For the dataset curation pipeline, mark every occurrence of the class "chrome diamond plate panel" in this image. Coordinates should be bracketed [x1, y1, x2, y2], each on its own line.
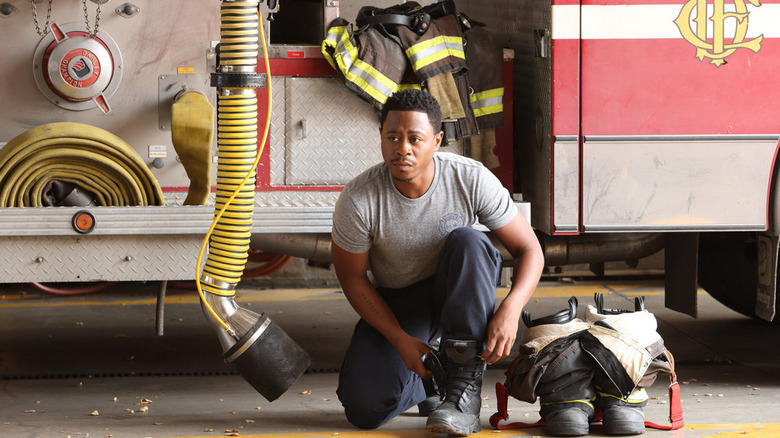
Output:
[269, 76, 380, 185]
[253, 190, 340, 207]
[164, 190, 341, 208]
[0, 205, 335, 236]
[270, 76, 287, 185]
[0, 235, 201, 283]
[285, 77, 381, 185]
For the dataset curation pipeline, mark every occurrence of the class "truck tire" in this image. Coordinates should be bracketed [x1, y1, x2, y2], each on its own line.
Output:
[697, 232, 759, 318]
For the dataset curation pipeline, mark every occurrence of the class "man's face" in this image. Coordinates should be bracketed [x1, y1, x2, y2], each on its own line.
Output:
[380, 110, 443, 185]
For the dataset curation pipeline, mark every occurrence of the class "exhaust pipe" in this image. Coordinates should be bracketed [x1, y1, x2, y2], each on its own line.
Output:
[198, 0, 310, 402]
[249, 233, 333, 265]
[537, 233, 665, 267]
[489, 232, 664, 267]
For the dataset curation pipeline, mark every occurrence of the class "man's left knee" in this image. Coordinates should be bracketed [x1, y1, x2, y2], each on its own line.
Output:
[445, 227, 490, 249]
[445, 227, 498, 260]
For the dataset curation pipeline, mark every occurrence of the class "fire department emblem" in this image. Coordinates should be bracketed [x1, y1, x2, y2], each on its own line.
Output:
[674, 0, 764, 66]
[59, 48, 102, 88]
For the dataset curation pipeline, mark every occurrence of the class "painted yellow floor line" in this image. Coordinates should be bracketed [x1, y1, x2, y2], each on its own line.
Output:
[499, 283, 650, 299]
[0, 288, 346, 308]
[0, 281, 708, 309]
[159, 423, 780, 438]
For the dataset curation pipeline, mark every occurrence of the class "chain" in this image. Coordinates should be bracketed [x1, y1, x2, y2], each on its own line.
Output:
[82, 0, 102, 37]
[31, 0, 53, 37]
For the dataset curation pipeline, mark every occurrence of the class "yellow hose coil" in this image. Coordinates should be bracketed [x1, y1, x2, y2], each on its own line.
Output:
[0, 122, 164, 207]
[200, 90, 258, 289]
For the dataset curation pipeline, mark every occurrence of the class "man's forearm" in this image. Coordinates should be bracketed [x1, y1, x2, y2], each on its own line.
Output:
[341, 278, 407, 346]
[499, 247, 545, 318]
[340, 277, 434, 377]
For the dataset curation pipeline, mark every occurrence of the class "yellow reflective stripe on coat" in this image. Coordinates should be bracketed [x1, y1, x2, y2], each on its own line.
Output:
[541, 397, 596, 409]
[405, 35, 465, 72]
[597, 388, 649, 404]
[398, 83, 422, 91]
[470, 87, 504, 117]
[322, 26, 398, 104]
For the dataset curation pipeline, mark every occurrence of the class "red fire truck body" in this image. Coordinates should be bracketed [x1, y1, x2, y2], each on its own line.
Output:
[459, 0, 780, 320]
[545, 0, 779, 235]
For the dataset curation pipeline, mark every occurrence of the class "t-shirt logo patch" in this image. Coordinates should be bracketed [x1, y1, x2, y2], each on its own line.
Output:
[439, 213, 465, 236]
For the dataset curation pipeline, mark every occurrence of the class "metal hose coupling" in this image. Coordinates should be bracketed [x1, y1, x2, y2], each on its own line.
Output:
[201, 276, 311, 402]
[199, 0, 311, 402]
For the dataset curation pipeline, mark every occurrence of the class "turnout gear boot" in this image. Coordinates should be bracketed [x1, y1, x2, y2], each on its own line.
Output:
[425, 339, 484, 436]
[597, 389, 648, 435]
[544, 407, 591, 436]
[602, 405, 646, 435]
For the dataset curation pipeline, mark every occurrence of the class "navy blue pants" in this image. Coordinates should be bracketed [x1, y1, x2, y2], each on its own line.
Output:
[337, 227, 503, 429]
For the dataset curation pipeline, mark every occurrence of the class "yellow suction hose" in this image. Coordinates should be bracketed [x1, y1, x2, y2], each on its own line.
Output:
[0, 123, 164, 207]
[195, 2, 309, 402]
[197, 0, 272, 333]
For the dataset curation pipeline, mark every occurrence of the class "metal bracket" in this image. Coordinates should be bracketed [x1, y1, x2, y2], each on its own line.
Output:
[664, 233, 699, 318]
[156, 280, 167, 336]
[756, 232, 778, 321]
[534, 29, 551, 58]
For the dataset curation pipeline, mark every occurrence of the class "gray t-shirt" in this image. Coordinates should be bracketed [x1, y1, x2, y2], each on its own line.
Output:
[332, 152, 517, 289]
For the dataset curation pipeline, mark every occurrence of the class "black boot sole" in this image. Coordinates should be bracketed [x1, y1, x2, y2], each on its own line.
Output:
[426, 418, 481, 436]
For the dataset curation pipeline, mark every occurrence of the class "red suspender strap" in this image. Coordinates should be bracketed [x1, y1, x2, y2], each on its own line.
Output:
[489, 381, 509, 428]
[489, 381, 546, 430]
[644, 380, 683, 430]
[645, 350, 684, 430]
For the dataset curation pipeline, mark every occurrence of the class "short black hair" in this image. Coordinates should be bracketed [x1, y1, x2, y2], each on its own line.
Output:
[380, 89, 442, 133]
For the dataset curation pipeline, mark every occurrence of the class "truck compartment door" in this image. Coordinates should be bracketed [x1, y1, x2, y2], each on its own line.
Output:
[579, 0, 780, 232]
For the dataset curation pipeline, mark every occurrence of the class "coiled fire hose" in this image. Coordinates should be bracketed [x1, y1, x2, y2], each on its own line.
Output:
[196, 0, 310, 402]
[0, 122, 164, 207]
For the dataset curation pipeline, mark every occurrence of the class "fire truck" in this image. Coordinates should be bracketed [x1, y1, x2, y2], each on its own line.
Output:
[0, 0, 777, 336]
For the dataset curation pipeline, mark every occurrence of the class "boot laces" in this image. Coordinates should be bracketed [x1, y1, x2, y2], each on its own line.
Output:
[443, 359, 483, 403]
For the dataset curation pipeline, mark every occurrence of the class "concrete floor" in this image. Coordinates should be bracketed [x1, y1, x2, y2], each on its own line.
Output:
[1, 278, 779, 438]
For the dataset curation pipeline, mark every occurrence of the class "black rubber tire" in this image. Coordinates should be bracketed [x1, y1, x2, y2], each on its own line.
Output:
[697, 232, 759, 318]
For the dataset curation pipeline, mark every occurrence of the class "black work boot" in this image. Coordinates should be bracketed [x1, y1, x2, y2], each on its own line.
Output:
[417, 377, 441, 416]
[425, 339, 484, 436]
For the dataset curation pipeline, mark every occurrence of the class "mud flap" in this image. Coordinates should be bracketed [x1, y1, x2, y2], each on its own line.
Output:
[756, 233, 778, 322]
[664, 233, 699, 318]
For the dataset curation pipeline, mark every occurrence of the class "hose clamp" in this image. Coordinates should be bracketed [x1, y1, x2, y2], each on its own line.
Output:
[200, 274, 236, 291]
[211, 72, 267, 89]
[218, 88, 257, 96]
[224, 316, 272, 363]
[219, 65, 257, 73]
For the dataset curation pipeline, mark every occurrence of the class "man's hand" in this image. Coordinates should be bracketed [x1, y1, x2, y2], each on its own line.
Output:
[394, 334, 433, 379]
[480, 307, 519, 365]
